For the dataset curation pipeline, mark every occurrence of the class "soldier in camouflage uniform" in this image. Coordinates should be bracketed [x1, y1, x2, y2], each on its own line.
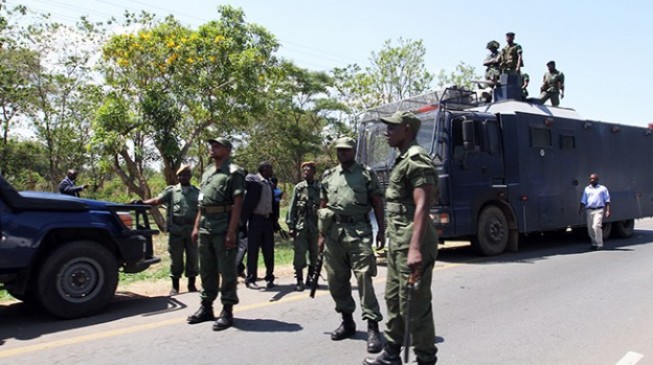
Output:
[483, 40, 501, 85]
[500, 32, 523, 74]
[364, 111, 439, 365]
[318, 136, 385, 354]
[521, 72, 530, 101]
[539, 60, 565, 107]
[187, 137, 246, 332]
[286, 161, 321, 291]
[141, 164, 200, 296]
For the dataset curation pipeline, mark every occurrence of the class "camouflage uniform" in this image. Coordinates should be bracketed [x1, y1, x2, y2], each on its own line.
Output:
[521, 73, 530, 100]
[286, 179, 321, 282]
[484, 41, 501, 83]
[384, 139, 439, 364]
[320, 162, 383, 323]
[500, 43, 523, 74]
[540, 69, 565, 107]
[157, 183, 200, 280]
[197, 160, 246, 306]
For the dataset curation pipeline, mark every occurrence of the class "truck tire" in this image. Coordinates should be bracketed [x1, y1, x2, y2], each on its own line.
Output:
[36, 240, 119, 319]
[473, 206, 509, 256]
[613, 219, 634, 238]
[601, 222, 612, 239]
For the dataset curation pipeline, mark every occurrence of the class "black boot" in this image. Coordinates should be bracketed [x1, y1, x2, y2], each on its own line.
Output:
[362, 342, 402, 365]
[295, 270, 305, 292]
[213, 304, 234, 331]
[367, 320, 383, 353]
[169, 277, 180, 296]
[331, 312, 356, 341]
[187, 300, 215, 324]
[188, 277, 198, 292]
[416, 360, 437, 365]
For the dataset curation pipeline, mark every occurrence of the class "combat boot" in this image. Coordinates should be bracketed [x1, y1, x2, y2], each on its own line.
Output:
[362, 342, 402, 365]
[331, 312, 356, 341]
[295, 270, 305, 292]
[367, 320, 383, 353]
[187, 300, 215, 324]
[416, 359, 437, 365]
[213, 304, 234, 331]
[188, 277, 198, 292]
[169, 277, 180, 296]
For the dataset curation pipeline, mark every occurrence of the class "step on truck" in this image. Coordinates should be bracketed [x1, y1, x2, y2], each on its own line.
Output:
[0, 174, 160, 318]
[358, 74, 653, 255]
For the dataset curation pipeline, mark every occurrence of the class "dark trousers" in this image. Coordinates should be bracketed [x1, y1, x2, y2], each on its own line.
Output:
[246, 214, 275, 283]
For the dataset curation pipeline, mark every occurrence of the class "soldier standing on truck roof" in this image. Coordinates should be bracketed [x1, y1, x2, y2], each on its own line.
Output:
[539, 60, 565, 106]
[317, 136, 385, 354]
[364, 111, 439, 365]
[500, 31, 523, 75]
[521, 72, 530, 101]
[286, 161, 321, 292]
[187, 137, 246, 332]
[139, 164, 200, 296]
[483, 40, 501, 85]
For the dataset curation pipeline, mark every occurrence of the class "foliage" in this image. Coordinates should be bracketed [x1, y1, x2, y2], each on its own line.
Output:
[436, 61, 481, 90]
[332, 38, 433, 132]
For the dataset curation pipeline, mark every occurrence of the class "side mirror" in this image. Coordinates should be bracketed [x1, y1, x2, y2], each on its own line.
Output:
[462, 119, 476, 151]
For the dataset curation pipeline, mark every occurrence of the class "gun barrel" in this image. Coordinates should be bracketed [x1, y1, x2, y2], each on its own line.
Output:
[309, 252, 324, 298]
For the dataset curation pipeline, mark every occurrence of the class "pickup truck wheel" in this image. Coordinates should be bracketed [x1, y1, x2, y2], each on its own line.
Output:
[613, 219, 634, 238]
[473, 206, 509, 256]
[37, 241, 118, 319]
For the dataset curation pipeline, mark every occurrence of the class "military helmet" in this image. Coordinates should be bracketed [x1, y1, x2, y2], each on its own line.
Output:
[486, 40, 500, 49]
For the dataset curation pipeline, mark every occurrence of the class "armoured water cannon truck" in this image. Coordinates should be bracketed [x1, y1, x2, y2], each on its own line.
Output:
[357, 74, 653, 256]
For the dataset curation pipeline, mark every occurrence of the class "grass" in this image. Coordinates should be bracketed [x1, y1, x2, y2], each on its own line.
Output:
[0, 231, 296, 303]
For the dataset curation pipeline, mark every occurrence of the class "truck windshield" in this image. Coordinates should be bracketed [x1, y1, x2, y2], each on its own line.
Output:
[358, 115, 438, 169]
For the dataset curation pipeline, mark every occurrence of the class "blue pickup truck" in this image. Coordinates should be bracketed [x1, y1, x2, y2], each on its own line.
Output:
[0, 175, 159, 318]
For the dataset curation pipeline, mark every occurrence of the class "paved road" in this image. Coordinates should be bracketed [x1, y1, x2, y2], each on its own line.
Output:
[2, 219, 653, 365]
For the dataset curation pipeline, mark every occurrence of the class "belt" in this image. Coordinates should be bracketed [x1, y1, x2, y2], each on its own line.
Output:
[201, 205, 233, 214]
[252, 213, 271, 219]
[586, 206, 604, 210]
[334, 214, 368, 224]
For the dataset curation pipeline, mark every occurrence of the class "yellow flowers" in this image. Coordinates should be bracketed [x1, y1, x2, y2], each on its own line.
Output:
[167, 40, 176, 48]
[166, 54, 178, 64]
[117, 57, 129, 67]
[214, 35, 225, 43]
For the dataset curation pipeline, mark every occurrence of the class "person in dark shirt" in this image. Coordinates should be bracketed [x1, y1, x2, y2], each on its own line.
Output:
[59, 169, 88, 197]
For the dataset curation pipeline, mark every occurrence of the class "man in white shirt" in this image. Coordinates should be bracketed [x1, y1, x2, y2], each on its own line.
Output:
[579, 173, 611, 250]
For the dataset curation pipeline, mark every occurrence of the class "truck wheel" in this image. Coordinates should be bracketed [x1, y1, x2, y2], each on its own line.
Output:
[37, 241, 118, 319]
[473, 206, 509, 256]
[613, 219, 634, 238]
[601, 222, 612, 239]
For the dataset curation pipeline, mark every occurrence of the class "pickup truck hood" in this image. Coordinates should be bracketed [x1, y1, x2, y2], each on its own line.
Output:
[19, 191, 121, 210]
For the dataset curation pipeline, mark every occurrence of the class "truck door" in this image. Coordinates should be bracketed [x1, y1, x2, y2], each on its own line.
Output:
[449, 115, 505, 234]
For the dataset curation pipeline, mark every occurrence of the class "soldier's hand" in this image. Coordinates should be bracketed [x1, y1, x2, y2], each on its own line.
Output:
[375, 229, 385, 250]
[289, 229, 296, 238]
[407, 248, 423, 282]
[130, 199, 144, 205]
[560, 91, 565, 99]
[317, 234, 325, 253]
[191, 228, 199, 244]
[225, 230, 237, 249]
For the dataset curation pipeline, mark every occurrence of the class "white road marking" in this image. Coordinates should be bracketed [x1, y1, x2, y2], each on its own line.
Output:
[616, 351, 644, 365]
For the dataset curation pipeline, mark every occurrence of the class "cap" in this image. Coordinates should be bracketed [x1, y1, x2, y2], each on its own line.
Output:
[546, 60, 556, 66]
[506, 31, 515, 36]
[207, 137, 232, 149]
[380, 111, 422, 133]
[486, 40, 499, 49]
[176, 164, 192, 175]
[334, 137, 356, 149]
[301, 161, 317, 170]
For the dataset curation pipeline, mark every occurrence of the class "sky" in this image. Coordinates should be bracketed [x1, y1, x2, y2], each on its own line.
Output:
[8, 0, 653, 126]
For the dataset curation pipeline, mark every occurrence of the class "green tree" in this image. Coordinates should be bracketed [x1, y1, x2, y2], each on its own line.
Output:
[97, 6, 279, 229]
[436, 61, 481, 89]
[332, 38, 433, 132]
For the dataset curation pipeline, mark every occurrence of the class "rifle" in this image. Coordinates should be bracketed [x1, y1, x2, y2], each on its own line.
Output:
[309, 250, 324, 298]
[403, 272, 419, 364]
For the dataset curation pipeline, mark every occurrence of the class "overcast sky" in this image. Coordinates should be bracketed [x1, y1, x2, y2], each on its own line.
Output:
[10, 0, 653, 126]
